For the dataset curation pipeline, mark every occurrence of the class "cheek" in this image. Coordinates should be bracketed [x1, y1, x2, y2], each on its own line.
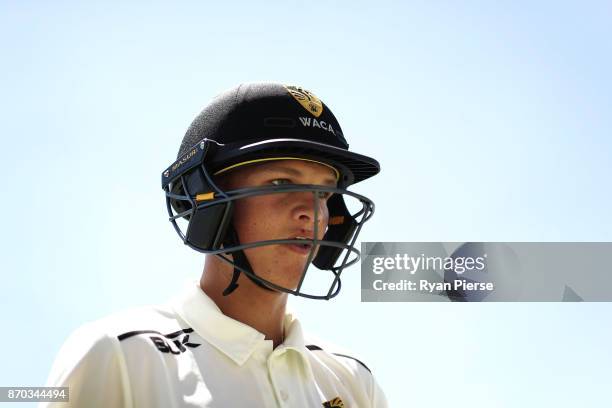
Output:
[232, 197, 277, 241]
[320, 202, 329, 221]
[231, 195, 331, 241]
[318, 203, 330, 234]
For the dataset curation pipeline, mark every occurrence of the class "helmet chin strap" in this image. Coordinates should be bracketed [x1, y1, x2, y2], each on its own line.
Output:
[220, 225, 275, 296]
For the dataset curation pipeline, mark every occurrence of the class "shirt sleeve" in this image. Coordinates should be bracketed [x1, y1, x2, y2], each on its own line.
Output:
[40, 323, 132, 408]
[369, 372, 389, 408]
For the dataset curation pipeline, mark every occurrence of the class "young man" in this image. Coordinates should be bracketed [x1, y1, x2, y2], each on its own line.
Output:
[44, 83, 387, 407]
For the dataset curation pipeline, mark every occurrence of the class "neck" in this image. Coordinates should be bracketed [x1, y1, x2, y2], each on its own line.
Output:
[200, 257, 288, 348]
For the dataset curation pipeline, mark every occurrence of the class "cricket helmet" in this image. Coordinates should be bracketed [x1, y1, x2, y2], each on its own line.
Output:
[161, 83, 379, 299]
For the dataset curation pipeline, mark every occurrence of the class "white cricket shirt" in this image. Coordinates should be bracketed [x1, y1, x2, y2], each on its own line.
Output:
[42, 282, 387, 407]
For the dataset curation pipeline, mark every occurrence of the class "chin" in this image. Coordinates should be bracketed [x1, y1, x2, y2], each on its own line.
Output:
[256, 263, 308, 289]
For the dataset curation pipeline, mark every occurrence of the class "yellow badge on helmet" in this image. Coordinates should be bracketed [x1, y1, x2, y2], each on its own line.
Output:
[285, 85, 323, 118]
[322, 397, 344, 408]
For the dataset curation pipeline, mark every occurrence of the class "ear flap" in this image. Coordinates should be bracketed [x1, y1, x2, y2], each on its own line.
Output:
[170, 181, 190, 218]
[174, 167, 233, 250]
[313, 194, 357, 270]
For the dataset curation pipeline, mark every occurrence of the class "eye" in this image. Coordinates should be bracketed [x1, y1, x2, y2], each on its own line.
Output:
[270, 178, 292, 186]
[316, 191, 333, 200]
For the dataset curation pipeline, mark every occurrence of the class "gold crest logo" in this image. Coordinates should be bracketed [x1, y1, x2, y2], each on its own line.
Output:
[322, 397, 344, 408]
[285, 85, 323, 117]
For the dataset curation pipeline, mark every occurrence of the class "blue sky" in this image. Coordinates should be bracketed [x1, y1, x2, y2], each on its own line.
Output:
[1, 1, 611, 406]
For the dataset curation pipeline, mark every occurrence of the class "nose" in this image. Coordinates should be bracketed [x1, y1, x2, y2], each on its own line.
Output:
[291, 191, 328, 230]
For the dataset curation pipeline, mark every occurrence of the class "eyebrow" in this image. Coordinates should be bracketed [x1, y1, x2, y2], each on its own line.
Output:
[262, 166, 337, 186]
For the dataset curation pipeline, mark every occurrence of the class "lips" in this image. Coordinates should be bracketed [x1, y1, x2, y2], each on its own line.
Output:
[286, 236, 315, 255]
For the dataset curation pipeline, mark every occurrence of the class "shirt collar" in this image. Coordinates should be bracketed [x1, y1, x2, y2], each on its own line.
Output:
[172, 281, 308, 366]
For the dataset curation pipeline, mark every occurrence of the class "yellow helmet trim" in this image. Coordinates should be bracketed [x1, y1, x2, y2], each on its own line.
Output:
[213, 157, 340, 181]
[195, 192, 216, 202]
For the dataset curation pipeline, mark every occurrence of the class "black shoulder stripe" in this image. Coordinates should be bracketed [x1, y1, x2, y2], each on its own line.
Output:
[332, 352, 371, 373]
[118, 328, 194, 341]
[306, 344, 371, 373]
